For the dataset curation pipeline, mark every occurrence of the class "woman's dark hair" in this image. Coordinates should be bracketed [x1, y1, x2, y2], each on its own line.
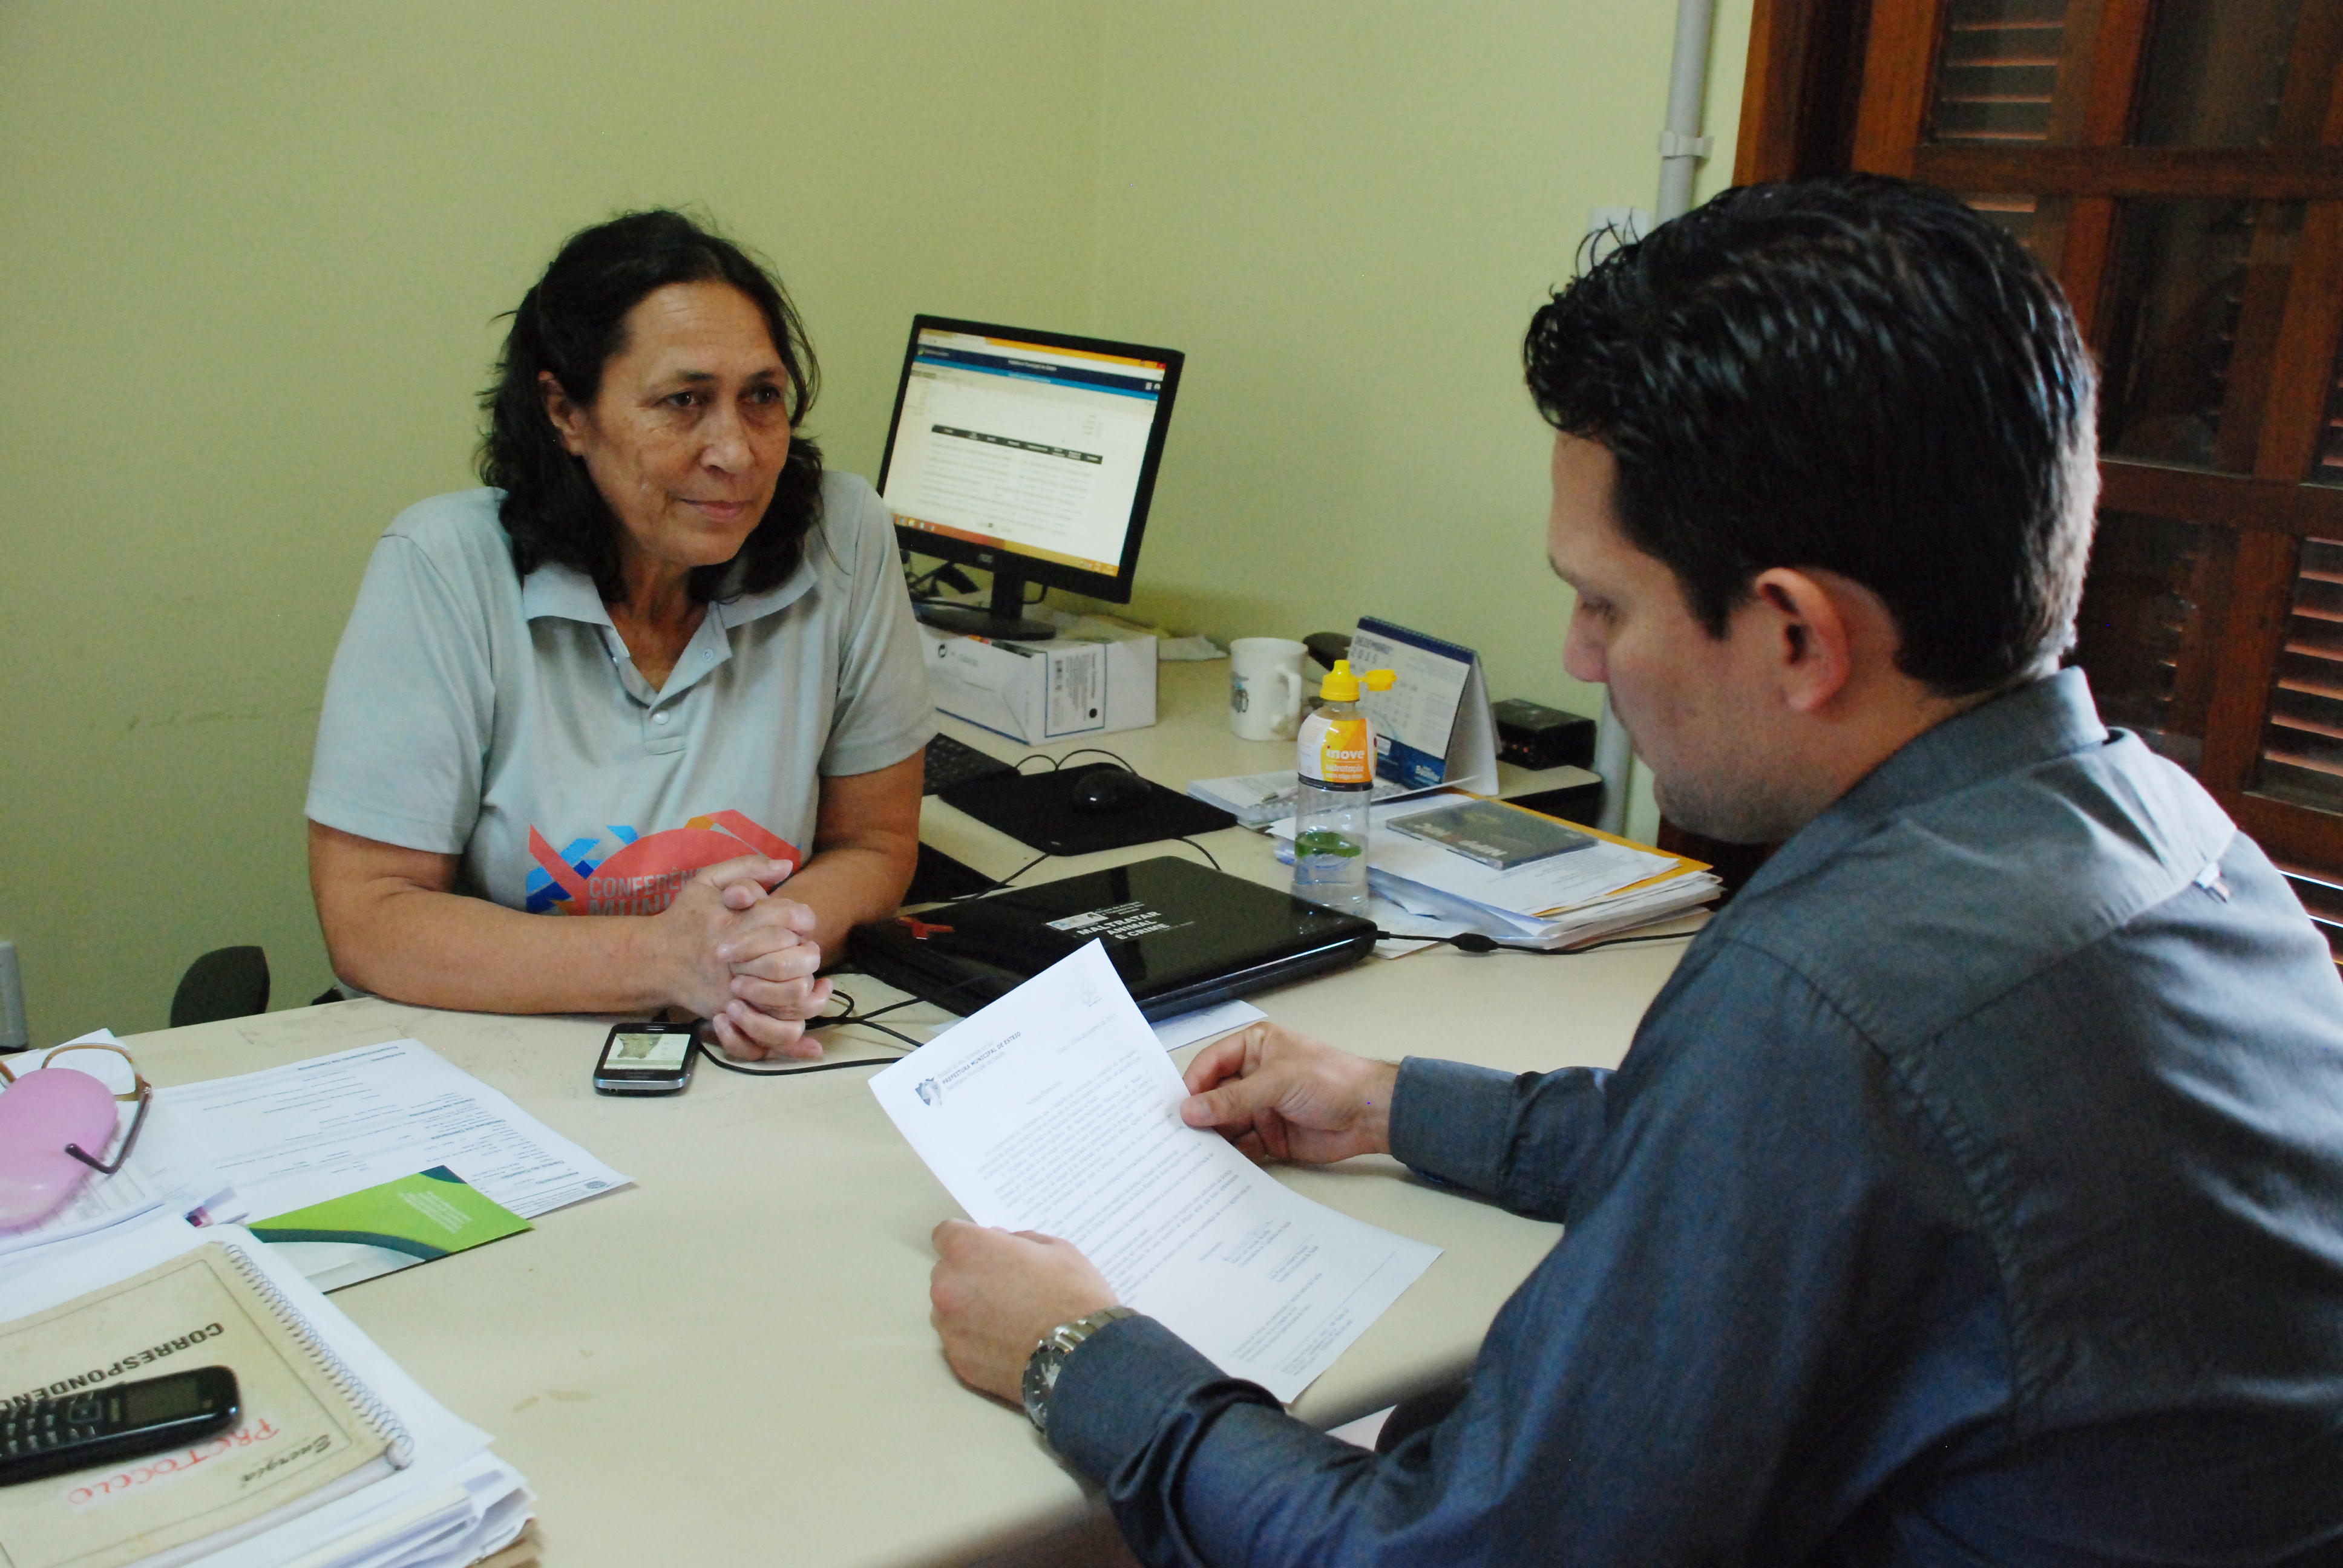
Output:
[480, 209, 824, 604]
[1524, 175, 2097, 696]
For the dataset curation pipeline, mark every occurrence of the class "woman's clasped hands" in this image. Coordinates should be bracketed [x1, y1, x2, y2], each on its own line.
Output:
[655, 854, 834, 1060]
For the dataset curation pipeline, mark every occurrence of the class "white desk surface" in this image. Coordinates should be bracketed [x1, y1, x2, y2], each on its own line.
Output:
[117, 661, 1691, 1568]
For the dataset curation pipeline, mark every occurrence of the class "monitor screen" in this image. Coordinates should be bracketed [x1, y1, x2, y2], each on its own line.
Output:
[879, 317, 1182, 638]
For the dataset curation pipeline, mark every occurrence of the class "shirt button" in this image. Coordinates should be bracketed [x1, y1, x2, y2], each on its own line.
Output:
[702, 650, 714, 664]
[652, 711, 670, 726]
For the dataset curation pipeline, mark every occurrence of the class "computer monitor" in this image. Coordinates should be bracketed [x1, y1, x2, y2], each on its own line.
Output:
[877, 316, 1184, 641]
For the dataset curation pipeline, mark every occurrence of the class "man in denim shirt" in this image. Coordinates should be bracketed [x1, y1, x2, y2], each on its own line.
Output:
[926, 177, 2343, 1564]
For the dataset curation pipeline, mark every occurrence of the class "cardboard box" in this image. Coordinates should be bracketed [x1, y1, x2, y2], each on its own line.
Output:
[920, 622, 1159, 744]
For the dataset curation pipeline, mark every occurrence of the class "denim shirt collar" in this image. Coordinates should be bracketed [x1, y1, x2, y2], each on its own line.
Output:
[1734, 667, 2109, 908]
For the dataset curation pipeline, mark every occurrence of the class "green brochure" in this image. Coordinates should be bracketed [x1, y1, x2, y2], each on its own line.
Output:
[250, 1165, 531, 1291]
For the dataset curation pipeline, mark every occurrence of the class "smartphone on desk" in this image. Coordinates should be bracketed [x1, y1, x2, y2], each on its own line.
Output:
[594, 1020, 699, 1095]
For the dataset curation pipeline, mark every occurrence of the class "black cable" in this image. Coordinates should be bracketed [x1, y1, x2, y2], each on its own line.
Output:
[1171, 836, 1222, 871]
[693, 989, 926, 1076]
[1375, 929, 1697, 956]
[1006, 746, 1139, 777]
[955, 851, 1049, 897]
[686, 985, 905, 1077]
[902, 554, 978, 601]
[696, 1039, 911, 1076]
[693, 961, 1026, 1077]
[831, 969, 1010, 1022]
[1051, 747, 1139, 774]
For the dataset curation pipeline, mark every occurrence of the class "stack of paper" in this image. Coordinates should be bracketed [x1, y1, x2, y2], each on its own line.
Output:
[156, 1040, 630, 1230]
[0, 1038, 604, 1567]
[1185, 769, 1437, 828]
[1272, 792, 1719, 949]
[0, 1212, 532, 1568]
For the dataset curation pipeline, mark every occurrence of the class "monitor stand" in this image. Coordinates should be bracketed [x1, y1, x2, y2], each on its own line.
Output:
[913, 566, 1057, 641]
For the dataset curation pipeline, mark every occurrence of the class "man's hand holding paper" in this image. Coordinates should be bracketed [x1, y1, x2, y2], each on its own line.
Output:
[928, 1224, 1116, 1402]
[876, 942, 1438, 1407]
[1177, 1022, 1399, 1165]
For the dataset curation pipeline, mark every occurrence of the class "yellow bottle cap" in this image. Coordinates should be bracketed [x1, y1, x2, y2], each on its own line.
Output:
[1319, 659, 1396, 702]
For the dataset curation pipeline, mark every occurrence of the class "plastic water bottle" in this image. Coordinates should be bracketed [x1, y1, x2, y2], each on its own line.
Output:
[1291, 659, 1395, 916]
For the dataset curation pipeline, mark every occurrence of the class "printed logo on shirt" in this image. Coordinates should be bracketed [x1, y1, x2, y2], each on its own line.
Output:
[524, 810, 804, 915]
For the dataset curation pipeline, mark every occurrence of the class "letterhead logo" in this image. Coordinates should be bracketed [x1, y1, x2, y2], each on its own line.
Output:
[915, 1079, 942, 1108]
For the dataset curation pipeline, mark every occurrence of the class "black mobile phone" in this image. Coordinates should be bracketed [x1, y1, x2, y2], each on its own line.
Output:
[594, 1020, 699, 1095]
[0, 1365, 240, 1486]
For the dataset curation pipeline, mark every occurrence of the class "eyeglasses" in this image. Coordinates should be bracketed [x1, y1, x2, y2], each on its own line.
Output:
[0, 1044, 154, 1228]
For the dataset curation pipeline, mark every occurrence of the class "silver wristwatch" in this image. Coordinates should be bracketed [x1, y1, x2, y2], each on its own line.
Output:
[1021, 1306, 1136, 1436]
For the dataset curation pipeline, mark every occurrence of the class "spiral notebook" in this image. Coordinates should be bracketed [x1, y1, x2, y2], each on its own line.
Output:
[0, 1240, 413, 1568]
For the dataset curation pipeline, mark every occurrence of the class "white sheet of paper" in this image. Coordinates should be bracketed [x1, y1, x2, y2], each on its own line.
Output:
[872, 942, 1438, 1403]
[160, 1039, 630, 1222]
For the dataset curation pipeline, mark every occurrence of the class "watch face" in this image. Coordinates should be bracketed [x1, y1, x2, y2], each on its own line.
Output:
[1022, 1347, 1060, 1431]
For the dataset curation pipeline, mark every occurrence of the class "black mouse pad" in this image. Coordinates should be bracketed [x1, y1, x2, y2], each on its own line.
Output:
[939, 762, 1237, 855]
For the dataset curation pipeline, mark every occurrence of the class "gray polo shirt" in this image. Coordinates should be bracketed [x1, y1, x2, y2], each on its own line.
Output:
[307, 473, 936, 916]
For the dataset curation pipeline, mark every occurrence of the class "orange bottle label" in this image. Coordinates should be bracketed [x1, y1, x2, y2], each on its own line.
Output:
[1300, 711, 1373, 786]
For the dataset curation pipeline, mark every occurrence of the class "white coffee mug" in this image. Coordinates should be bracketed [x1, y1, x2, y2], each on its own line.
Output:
[1228, 637, 1308, 740]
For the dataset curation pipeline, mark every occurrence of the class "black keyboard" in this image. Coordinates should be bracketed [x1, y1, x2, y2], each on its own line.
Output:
[923, 733, 1017, 794]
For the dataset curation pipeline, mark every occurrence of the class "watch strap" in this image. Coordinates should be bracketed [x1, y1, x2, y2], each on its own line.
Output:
[1022, 1305, 1136, 1436]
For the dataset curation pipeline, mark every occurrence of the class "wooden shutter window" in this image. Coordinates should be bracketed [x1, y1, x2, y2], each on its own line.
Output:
[1928, 0, 2070, 145]
[2258, 535, 2343, 814]
[2132, 0, 2330, 150]
[2098, 199, 2304, 475]
[2273, 859, 2343, 958]
[2071, 511, 2219, 768]
[1732, 0, 2343, 958]
[2319, 351, 2343, 484]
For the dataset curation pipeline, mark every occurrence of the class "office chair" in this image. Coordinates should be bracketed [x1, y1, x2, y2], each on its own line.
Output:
[170, 946, 270, 1028]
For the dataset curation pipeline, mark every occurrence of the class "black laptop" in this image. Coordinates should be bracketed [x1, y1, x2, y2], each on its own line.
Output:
[846, 857, 1378, 1021]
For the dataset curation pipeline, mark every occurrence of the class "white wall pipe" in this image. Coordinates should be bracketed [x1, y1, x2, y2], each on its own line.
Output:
[1591, 0, 1716, 835]
[1657, 0, 1720, 225]
[0, 940, 26, 1053]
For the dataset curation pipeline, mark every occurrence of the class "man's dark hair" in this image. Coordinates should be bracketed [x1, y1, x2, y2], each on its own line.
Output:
[1524, 175, 2097, 696]
[479, 209, 824, 605]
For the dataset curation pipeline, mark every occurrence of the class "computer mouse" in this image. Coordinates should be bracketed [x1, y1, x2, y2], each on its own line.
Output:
[1069, 768, 1153, 814]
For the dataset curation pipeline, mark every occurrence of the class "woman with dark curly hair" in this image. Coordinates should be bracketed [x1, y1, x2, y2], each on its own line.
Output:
[306, 211, 934, 1060]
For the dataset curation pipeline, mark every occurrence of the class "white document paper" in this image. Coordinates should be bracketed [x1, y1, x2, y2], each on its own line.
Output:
[160, 1040, 630, 1223]
[871, 942, 1438, 1403]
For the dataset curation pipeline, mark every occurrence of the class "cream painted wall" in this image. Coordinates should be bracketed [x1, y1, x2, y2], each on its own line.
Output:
[2, 0, 1746, 1044]
[1087, 1, 1748, 763]
[0, 1, 1104, 1044]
